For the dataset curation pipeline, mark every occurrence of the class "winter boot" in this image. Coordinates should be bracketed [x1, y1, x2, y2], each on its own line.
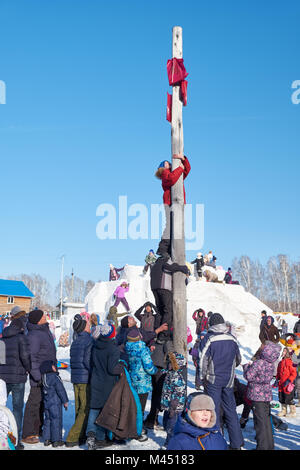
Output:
[289, 404, 297, 417]
[278, 404, 287, 417]
[94, 439, 114, 449]
[135, 428, 148, 442]
[52, 441, 65, 448]
[86, 432, 96, 450]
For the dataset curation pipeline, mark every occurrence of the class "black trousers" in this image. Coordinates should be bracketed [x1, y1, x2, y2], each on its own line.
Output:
[152, 289, 173, 341]
[279, 390, 295, 405]
[138, 393, 149, 416]
[252, 401, 274, 450]
[22, 385, 44, 439]
[147, 368, 166, 420]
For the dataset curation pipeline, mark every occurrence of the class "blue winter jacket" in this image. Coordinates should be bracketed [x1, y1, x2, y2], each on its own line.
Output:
[27, 322, 57, 386]
[90, 336, 123, 409]
[70, 331, 93, 384]
[125, 341, 157, 394]
[199, 323, 241, 388]
[167, 415, 228, 451]
[42, 371, 69, 410]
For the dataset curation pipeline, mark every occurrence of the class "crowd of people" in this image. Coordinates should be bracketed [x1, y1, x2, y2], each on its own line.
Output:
[190, 251, 239, 285]
[1, 154, 299, 452]
[1, 300, 299, 451]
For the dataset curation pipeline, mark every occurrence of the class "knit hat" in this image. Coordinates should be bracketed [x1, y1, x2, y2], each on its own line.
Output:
[157, 160, 171, 169]
[73, 314, 87, 334]
[121, 315, 130, 329]
[10, 306, 26, 318]
[28, 309, 44, 325]
[40, 360, 57, 375]
[99, 322, 116, 339]
[187, 393, 216, 428]
[126, 327, 142, 342]
[11, 317, 26, 331]
[156, 239, 171, 257]
[208, 313, 224, 327]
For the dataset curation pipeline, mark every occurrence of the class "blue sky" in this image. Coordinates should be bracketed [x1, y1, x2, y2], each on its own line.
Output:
[0, 0, 299, 298]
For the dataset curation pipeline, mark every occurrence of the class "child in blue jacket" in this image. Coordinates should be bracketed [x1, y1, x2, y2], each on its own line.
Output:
[40, 360, 69, 448]
[167, 392, 228, 451]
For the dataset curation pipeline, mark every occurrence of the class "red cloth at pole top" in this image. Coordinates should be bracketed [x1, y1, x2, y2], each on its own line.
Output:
[180, 80, 188, 106]
[166, 93, 172, 122]
[167, 58, 188, 86]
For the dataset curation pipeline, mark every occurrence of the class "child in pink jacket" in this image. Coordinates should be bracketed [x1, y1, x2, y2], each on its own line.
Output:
[113, 282, 130, 312]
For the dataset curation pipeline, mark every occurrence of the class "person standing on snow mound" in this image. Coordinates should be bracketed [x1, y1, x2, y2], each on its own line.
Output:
[143, 250, 157, 275]
[113, 282, 130, 312]
[155, 153, 191, 242]
[191, 253, 205, 280]
[198, 313, 244, 450]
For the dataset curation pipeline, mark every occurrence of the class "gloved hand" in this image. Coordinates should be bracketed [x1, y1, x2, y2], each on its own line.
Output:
[283, 379, 291, 388]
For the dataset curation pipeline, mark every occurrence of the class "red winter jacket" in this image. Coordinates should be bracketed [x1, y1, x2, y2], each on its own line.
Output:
[161, 156, 191, 206]
[276, 357, 297, 394]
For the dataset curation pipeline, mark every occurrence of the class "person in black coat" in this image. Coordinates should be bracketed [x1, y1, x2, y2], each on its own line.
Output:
[86, 322, 123, 450]
[150, 246, 189, 343]
[0, 317, 31, 447]
[40, 360, 69, 448]
[191, 253, 205, 279]
[134, 302, 161, 332]
[22, 309, 57, 444]
[65, 315, 93, 447]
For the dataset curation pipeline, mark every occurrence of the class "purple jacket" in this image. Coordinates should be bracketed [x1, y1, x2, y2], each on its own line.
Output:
[243, 342, 281, 402]
[114, 285, 129, 299]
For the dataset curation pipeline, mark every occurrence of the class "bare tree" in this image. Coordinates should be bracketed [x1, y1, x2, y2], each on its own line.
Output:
[84, 280, 95, 298]
[232, 256, 254, 292]
[6, 273, 52, 310]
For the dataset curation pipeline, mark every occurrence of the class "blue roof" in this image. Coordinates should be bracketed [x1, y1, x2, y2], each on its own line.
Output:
[0, 279, 34, 298]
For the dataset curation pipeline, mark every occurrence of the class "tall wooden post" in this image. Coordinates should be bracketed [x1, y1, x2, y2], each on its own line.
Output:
[170, 26, 187, 356]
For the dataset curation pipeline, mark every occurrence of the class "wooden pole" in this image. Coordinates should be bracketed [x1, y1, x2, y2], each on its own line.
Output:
[170, 26, 187, 356]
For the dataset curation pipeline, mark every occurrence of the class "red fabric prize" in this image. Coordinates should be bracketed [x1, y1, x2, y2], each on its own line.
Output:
[166, 92, 172, 122]
[167, 58, 188, 86]
[180, 80, 188, 106]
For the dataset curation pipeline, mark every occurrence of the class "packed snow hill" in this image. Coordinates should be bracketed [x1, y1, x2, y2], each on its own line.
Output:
[12, 265, 300, 451]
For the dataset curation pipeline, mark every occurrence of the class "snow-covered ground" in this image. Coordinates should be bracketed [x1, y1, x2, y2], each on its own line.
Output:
[12, 266, 300, 451]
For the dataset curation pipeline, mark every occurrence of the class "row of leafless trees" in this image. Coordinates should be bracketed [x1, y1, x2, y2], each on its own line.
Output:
[231, 254, 300, 314]
[5, 273, 96, 311]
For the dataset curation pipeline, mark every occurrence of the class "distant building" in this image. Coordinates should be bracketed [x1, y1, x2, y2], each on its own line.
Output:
[0, 279, 34, 315]
[56, 301, 86, 318]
